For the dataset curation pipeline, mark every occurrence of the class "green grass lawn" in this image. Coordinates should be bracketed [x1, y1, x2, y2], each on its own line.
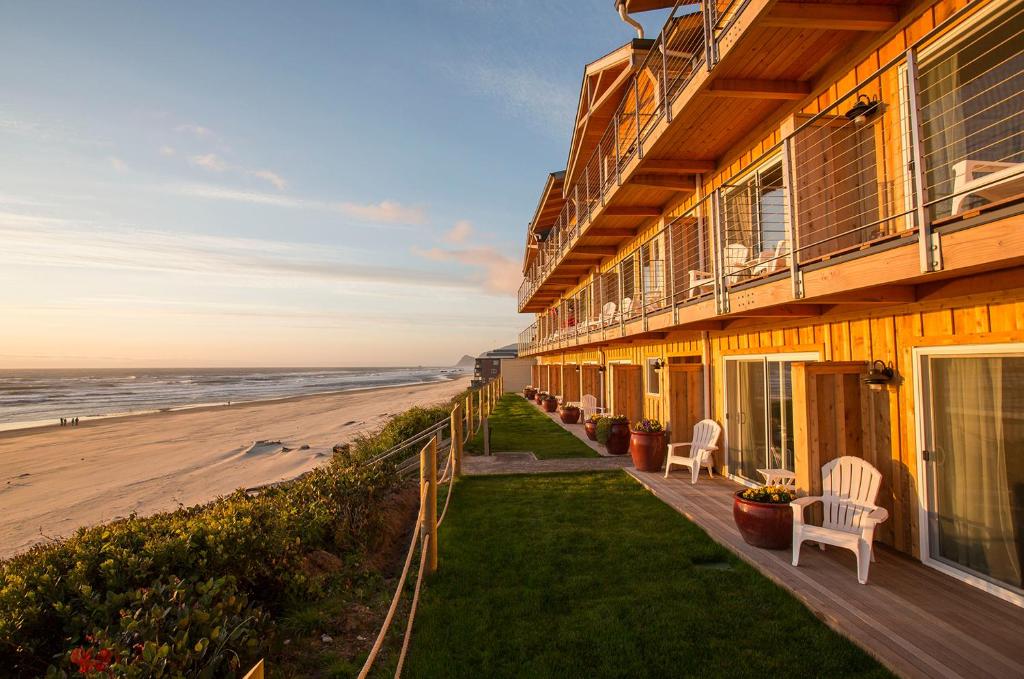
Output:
[465, 393, 599, 459]
[405, 472, 890, 679]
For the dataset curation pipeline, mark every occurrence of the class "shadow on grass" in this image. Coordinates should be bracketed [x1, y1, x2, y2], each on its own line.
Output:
[466, 394, 599, 459]
[404, 472, 891, 679]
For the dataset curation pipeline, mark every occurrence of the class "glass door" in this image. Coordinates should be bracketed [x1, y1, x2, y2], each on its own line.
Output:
[919, 349, 1024, 597]
[725, 354, 813, 484]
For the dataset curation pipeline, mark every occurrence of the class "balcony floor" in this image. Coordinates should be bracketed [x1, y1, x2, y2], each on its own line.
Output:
[627, 469, 1024, 679]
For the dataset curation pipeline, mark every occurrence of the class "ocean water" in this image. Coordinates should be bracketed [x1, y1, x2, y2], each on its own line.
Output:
[0, 367, 465, 431]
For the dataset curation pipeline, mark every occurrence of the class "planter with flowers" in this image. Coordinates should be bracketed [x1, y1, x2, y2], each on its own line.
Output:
[542, 394, 559, 413]
[630, 419, 666, 472]
[558, 403, 581, 424]
[524, 386, 537, 400]
[733, 485, 796, 550]
[535, 391, 548, 405]
[595, 415, 630, 455]
[583, 414, 601, 441]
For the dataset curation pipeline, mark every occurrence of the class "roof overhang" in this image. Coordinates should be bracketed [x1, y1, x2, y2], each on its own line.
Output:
[522, 171, 566, 272]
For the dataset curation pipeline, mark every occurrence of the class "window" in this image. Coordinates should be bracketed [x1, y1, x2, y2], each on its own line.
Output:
[646, 358, 661, 395]
[918, 5, 1024, 218]
[721, 160, 787, 284]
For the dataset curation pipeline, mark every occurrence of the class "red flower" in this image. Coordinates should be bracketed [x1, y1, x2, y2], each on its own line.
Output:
[70, 646, 115, 675]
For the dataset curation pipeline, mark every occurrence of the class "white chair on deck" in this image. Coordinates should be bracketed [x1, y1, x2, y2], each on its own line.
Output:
[687, 243, 750, 297]
[750, 238, 790, 277]
[951, 159, 1024, 214]
[601, 301, 617, 326]
[580, 394, 605, 420]
[791, 456, 890, 585]
[664, 419, 721, 483]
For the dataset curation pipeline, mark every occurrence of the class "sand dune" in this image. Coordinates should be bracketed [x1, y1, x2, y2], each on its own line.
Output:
[0, 377, 470, 558]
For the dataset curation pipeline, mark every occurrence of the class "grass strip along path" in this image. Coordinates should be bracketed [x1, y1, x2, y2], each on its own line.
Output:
[405, 472, 890, 679]
[466, 393, 599, 459]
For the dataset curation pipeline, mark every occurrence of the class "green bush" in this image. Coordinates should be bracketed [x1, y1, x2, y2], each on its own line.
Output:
[0, 391, 470, 678]
[594, 415, 629, 445]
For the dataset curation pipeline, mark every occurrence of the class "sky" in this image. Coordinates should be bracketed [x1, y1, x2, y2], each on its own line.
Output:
[0, 1, 667, 368]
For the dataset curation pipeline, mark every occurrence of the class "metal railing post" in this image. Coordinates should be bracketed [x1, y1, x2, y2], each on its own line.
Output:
[665, 221, 677, 323]
[661, 24, 672, 123]
[584, 165, 592, 223]
[905, 47, 943, 273]
[711, 189, 727, 314]
[617, 261, 625, 332]
[633, 78, 643, 160]
[614, 113, 622, 185]
[781, 137, 804, 298]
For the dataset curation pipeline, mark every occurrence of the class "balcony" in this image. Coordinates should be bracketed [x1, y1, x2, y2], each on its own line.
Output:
[518, 0, 906, 313]
[519, 5, 1024, 356]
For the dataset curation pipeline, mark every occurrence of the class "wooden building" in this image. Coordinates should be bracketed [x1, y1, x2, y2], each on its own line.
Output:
[517, 0, 1024, 607]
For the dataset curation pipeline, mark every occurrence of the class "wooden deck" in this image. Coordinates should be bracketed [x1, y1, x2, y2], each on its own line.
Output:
[627, 470, 1024, 679]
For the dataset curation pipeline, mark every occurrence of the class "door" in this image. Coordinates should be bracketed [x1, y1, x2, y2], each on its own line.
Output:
[668, 364, 704, 444]
[725, 353, 816, 484]
[562, 364, 581, 402]
[581, 365, 604, 409]
[917, 347, 1024, 600]
[611, 364, 643, 422]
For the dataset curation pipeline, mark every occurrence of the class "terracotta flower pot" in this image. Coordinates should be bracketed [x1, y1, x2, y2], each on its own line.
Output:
[535, 393, 545, 405]
[629, 430, 665, 472]
[558, 407, 580, 424]
[524, 388, 537, 400]
[732, 491, 793, 550]
[604, 421, 631, 455]
[542, 397, 558, 413]
[584, 420, 598, 441]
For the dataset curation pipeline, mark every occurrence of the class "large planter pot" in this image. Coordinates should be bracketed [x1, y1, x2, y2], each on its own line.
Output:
[559, 407, 580, 424]
[584, 420, 598, 441]
[535, 393, 545, 405]
[629, 431, 666, 472]
[542, 397, 558, 413]
[524, 387, 537, 400]
[604, 421, 631, 456]
[732, 491, 793, 550]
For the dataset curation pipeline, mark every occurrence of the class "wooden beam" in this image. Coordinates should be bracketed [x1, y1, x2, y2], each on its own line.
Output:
[639, 159, 716, 174]
[586, 228, 639, 238]
[708, 78, 811, 100]
[602, 206, 661, 217]
[763, 3, 898, 31]
[669, 321, 724, 333]
[814, 285, 917, 305]
[629, 174, 697, 191]
[570, 245, 617, 256]
[730, 304, 822, 318]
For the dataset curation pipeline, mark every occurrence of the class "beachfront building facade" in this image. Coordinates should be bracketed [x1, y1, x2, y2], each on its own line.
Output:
[516, 0, 1024, 605]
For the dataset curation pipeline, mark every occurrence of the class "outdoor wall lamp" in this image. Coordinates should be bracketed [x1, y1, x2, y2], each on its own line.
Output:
[845, 94, 881, 126]
[652, 358, 667, 370]
[863, 360, 895, 390]
[598, 365, 607, 373]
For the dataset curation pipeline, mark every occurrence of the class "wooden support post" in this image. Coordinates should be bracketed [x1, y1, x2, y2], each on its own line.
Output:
[421, 435, 438, 574]
[483, 415, 491, 456]
[451, 405, 462, 477]
[465, 395, 472, 438]
[791, 362, 812, 496]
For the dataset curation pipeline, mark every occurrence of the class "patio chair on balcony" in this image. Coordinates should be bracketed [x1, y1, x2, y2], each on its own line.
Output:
[664, 419, 721, 483]
[686, 243, 750, 297]
[951, 159, 1024, 214]
[750, 238, 789, 277]
[616, 296, 634, 322]
[581, 394, 605, 420]
[791, 456, 890, 585]
[601, 301, 617, 326]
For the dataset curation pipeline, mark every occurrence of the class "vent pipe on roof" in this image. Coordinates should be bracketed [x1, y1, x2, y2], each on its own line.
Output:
[616, 0, 644, 39]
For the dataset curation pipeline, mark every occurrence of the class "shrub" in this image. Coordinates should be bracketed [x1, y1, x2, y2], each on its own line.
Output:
[594, 415, 628, 445]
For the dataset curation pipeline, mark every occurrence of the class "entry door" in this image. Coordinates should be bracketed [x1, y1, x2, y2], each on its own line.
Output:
[668, 364, 704, 443]
[611, 364, 643, 422]
[725, 354, 815, 483]
[581, 365, 604, 408]
[918, 347, 1024, 599]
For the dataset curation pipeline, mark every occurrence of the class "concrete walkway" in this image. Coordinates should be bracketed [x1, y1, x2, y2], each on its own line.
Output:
[463, 452, 633, 476]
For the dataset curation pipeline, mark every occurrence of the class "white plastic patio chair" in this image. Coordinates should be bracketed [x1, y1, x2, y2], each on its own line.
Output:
[951, 159, 1024, 214]
[601, 301, 617, 326]
[687, 243, 750, 296]
[664, 419, 722, 483]
[751, 238, 789, 277]
[791, 456, 890, 584]
[580, 394, 605, 420]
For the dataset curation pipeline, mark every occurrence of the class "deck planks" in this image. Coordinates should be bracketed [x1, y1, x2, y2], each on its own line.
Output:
[626, 469, 1024, 679]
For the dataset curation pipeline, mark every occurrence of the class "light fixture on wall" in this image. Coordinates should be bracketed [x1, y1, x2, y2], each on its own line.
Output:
[863, 360, 895, 390]
[598, 365, 607, 373]
[845, 94, 881, 126]
[652, 358, 667, 371]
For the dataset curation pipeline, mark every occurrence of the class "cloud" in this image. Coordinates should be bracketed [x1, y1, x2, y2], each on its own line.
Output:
[190, 153, 227, 172]
[248, 169, 287, 190]
[0, 215, 474, 293]
[444, 219, 473, 244]
[108, 157, 127, 171]
[159, 145, 176, 157]
[452, 63, 576, 135]
[414, 245, 519, 295]
[176, 123, 215, 138]
[167, 183, 427, 225]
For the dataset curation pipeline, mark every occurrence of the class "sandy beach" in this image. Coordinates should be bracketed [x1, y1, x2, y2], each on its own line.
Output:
[0, 376, 470, 558]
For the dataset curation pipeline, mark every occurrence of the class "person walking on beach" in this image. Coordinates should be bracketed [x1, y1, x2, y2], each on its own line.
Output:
[73, 417, 79, 426]
[59, 417, 65, 426]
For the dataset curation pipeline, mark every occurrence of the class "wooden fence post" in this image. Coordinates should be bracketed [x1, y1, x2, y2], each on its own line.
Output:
[451, 404, 462, 477]
[421, 435, 438, 574]
[465, 395, 472, 438]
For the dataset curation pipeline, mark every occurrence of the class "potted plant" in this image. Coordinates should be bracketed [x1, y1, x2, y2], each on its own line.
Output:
[558, 403, 581, 424]
[542, 394, 558, 413]
[535, 390, 547, 405]
[732, 485, 796, 550]
[583, 413, 601, 441]
[596, 415, 630, 455]
[630, 418, 665, 472]
[524, 385, 537, 400]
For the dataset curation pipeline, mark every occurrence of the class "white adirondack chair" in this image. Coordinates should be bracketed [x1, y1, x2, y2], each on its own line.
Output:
[951, 159, 1024, 214]
[791, 456, 890, 584]
[687, 243, 751, 296]
[580, 394, 605, 420]
[601, 301, 617, 326]
[664, 419, 722, 483]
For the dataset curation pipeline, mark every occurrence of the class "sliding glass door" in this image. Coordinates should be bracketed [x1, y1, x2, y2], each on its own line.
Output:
[918, 347, 1024, 599]
[724, 354, 816, 484]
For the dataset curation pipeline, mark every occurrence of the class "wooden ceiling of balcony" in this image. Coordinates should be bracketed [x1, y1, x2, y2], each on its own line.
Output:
[523, 0, 905, 311]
